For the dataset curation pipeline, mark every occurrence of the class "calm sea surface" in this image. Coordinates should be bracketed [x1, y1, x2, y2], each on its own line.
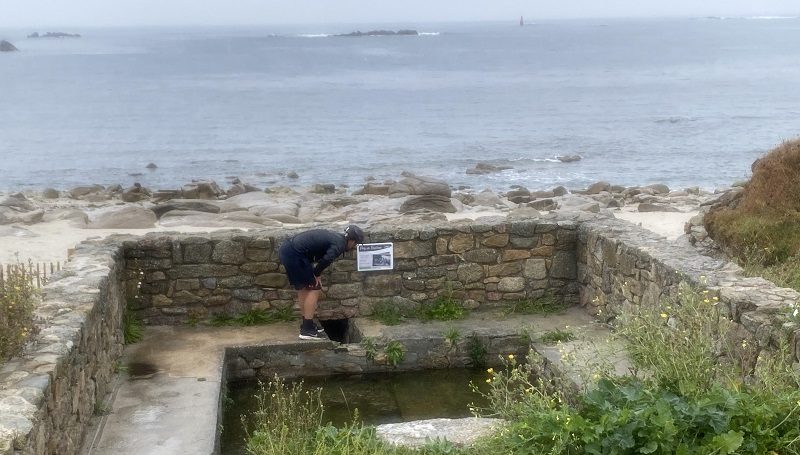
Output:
[1, 18, 799, 192]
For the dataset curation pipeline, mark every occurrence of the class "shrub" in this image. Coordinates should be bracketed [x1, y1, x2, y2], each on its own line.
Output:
[0, 263, 38, 363]
[705, 139, 800, 266]
[471, 285, 800, 454]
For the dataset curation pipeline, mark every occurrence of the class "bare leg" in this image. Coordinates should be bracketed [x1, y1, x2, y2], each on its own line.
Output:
[297, 289, 322, 320]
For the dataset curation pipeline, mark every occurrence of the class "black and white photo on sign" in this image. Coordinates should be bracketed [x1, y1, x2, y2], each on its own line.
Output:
[357, 243, 394, 271]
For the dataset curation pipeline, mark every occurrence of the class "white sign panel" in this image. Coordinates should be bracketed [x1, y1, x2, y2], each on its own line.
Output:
[357, 243, 394, 271]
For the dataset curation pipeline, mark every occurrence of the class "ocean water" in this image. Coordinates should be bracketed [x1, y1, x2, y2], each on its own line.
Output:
[1, 18, 799, 193]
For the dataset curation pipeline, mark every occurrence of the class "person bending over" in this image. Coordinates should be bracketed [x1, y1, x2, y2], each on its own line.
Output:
[279, 225, 364, 340]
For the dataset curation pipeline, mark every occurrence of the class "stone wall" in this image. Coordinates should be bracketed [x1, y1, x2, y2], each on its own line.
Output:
[0, 243, 125, 455]
[577, 216, 800, 363]
[123, 220, 580, 325]
[3, 214, 799, 454]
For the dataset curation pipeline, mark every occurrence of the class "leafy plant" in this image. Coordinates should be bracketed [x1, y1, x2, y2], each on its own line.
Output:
[418, 295, 466, 321]
[123, 309, 144, 344]
[466, 333, 487, 368]
[361, 337, 377, 362]
[538, 328, 575, 345]
[383, 341, 405, 367]
[0, 261, 38, 363]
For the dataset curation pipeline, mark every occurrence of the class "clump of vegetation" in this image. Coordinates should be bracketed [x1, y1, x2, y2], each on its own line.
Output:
[418, 294, 466, 321]
[466, 333, 488, 368]
[123, 309, 144, 344]
[505, 292, 567, 316]
[209, 307, 294, 327]
[705, 139, 800, 290]
[473, 285, 800, 454]
[538, 328, 575, 345]
[0, 262, 38, 363]
[369, 300, 410, 325]
[383, 340, 406, 367]
[245, 375, 454, 455]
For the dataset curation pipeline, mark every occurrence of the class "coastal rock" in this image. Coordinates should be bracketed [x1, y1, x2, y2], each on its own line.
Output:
[471, 190, 504, 208]
[552, 186, 569, 197]
[353, 182, 390, 196]
[247, 202, 301, 218]
[121, 183, 151, 202]
[87, 206, 157, 229]
[0, 225, 38, 237]
[557, 154, 582, 163]
[158, 211, 275, 228]
[645, 184, 670, 194]
[68, 185, 104, 199]
[42, 208, 88, 226]
[0, 40, 18, 52]
[585, 181, 611, 195]
[505, 187, 531, 204]
[181, 180, 222, 200]
[286, 171, 299, 179]
[465, 162, 512, 175]
[151, 200, 222, 219]
[41, 188, 60, 199]
[0, 207, 44, 225]
[145, 162, 158, 169]
[529, 198, 558, 211]
[0, 193, 37, 212]
[389, 172, 451, 197]
[376, 418, 503, 448]
[399, 195, 457, 213]
[637, 203, 681, 213]
[311, 183, 336, 194]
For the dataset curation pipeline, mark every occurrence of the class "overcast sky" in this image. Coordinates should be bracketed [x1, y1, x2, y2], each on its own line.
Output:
[1, 0, 798, 27]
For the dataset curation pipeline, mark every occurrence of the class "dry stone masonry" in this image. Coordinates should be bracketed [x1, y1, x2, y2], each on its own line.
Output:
[1, 215, 798, 454]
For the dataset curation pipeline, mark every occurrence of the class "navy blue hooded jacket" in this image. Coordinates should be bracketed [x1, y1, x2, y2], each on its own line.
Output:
[287, 229, 347, 276]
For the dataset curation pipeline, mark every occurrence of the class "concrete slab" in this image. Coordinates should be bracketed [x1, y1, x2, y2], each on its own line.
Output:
[80, 323, 321, 455]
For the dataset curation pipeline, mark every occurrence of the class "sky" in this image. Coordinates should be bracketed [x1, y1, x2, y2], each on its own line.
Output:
[1, 0, 798, 27]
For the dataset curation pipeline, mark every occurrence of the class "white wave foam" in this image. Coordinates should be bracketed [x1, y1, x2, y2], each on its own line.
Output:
[298, 34, 330, 38]
[418, 32, 440, 36]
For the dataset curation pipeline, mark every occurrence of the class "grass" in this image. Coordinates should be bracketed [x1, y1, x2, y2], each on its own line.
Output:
[0, 262, 38, 363]
[123, 309, 144, 344]
[209, 307, 295, 327]
[504, 293, 567, 316]
[369, 300, 409, 325]
[538, 328, 575, 345]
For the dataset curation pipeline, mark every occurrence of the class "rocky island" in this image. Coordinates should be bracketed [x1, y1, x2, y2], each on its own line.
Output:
[28, 31, 82, 38]
[337, 29, 419, 37]
[0, 40, 18, 52]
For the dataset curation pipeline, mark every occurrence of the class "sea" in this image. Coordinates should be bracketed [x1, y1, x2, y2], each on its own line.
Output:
[1, 17, 799, 193]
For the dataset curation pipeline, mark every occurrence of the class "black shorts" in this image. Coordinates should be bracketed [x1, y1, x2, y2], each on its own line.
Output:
[279, 242, 318, 290]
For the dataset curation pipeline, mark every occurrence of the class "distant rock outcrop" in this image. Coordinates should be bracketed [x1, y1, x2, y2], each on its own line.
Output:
[27, 32, 81, 38]
[338, 29, 418, 37]
[0, 40, 18, 52]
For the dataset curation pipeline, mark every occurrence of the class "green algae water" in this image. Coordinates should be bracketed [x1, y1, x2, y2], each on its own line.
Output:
[221, 369, 491, 454]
